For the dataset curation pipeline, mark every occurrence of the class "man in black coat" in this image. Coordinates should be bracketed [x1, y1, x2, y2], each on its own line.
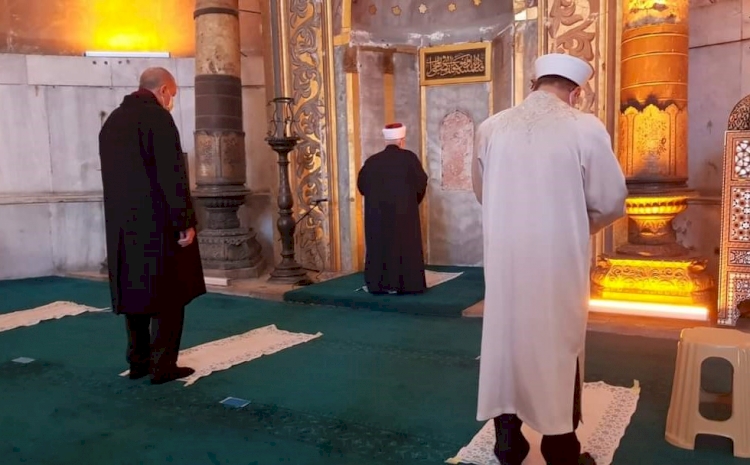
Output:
[357, 123, 428, 294]
[99, 67, 206, 385]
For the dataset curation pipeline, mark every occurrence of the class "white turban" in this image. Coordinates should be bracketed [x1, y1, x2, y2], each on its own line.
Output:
[382, 123, 406, 140]
[534, 53, 593, 86]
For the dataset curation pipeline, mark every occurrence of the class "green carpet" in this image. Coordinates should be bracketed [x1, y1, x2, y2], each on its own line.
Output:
[0, 276, 746, 464]
[283, 266, 484, 317]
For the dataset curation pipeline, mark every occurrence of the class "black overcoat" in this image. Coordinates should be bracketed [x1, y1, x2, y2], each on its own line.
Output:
[98, 90, 206, 315]
[357, 145, 428, 294]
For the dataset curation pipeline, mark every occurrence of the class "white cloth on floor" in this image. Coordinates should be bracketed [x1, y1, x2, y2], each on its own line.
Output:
[0, 301, 107, 333]
[449, 381, 640, 465]
[120, 324, 322, 386]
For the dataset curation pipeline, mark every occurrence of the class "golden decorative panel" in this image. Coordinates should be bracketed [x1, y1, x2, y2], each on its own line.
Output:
[419, 42, 492, 87]
[277, 0, 340, 271]
[618, 103, 688, 178]
[539, 0, 613, 121]
[591, 256, 714, 305]
[718, 131, 750, 326]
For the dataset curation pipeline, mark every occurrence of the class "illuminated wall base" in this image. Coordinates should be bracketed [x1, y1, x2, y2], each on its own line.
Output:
[590, 299, 710, 321]
[591, 256, 714, 320]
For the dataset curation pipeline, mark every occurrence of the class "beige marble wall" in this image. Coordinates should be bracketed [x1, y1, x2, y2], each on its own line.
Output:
[0, 52, 274, 280]
[674, 0, 750, 279]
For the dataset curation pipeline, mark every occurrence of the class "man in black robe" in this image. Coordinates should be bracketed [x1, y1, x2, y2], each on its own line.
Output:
[98, 67, 206, 385]
[357, 123, 428, 294]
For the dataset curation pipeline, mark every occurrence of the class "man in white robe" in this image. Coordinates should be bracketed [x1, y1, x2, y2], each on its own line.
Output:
[471, 53, 627, 465]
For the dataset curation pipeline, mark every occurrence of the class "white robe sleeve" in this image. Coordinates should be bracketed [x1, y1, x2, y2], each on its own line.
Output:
[472, 128, 486, 205]
[580, 115, 628, 235]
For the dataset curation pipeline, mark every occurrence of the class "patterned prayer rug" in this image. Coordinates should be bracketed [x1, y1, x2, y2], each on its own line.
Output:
[120, 324, 323, 385]
[0, 301, 107, 333]
[448, 381, 641, 465]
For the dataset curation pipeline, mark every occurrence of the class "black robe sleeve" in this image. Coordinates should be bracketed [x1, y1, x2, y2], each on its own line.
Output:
[151, 112, 197, 232]
[411, 152, 428, 204]
[357, 161, 369, 196]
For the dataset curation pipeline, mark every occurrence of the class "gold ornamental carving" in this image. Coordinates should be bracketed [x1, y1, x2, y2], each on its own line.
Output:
[618, 104, 688, 179]
[540, 0, 603, 117]
[591, 256, 714, 306]
[277, 0, 340, 271]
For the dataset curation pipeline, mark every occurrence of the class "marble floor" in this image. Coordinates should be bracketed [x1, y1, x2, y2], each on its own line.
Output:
[66, 270, 749, 340]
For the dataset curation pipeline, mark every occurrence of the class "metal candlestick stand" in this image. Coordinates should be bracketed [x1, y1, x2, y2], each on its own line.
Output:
[266, 97, 312, 285]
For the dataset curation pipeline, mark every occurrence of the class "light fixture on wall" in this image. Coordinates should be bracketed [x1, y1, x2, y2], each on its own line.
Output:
[83, 51, 170, 58]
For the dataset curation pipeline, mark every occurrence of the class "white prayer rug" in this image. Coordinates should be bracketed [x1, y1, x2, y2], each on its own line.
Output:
[425, 270, 464, 288]
[120, 324, 322, 386]
[448, 381, 640, 465]
[0, 301, 107, 333]
[356, 270, 464, 292]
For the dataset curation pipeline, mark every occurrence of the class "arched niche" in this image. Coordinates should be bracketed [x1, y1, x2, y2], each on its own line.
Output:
[439, 110, 474, 191]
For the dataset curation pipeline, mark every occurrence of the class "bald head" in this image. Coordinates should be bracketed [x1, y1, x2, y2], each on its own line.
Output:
[139, 67, 175, 91]
[139, 67, 177, 111]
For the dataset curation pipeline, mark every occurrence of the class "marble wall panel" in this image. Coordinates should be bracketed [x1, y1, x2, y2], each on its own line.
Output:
[0, 53, 27, 84]
[44, 86, 120, 192]
[674, 202, 721, 278]
[26, 55, 113, 87]
[424, 83, 487, 266]
[240, 55, 265, 87]
[110, 58, 179, 87]
[689, 0, 743, 48]
[334, 45, 353, 271]
[393, 53, 420, 155]
[688, 42, 742, 193]
[50, 202, 106, 272]
[0, 204, 54, 279]
[0, 85, 52, 193]
[492, 27, 513, 114]
[176, 58, 196, 88]
[357, 51, 385, 161]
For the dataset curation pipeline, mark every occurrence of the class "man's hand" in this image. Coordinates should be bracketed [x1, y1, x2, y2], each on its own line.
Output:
[178, 227, 196, 247]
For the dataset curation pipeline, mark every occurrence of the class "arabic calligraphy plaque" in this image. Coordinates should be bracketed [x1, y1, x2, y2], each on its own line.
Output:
[420, 42, 491, 86]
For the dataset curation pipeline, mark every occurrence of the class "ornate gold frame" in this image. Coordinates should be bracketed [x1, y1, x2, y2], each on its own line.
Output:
[419, 42, 492, 87]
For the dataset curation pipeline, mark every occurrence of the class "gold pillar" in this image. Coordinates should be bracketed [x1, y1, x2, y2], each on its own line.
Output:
[591, 0, 714, 312]
[193, 0, 265, 278]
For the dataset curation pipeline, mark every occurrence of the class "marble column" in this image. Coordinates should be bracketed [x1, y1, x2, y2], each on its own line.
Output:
[193, 0, 265, 278]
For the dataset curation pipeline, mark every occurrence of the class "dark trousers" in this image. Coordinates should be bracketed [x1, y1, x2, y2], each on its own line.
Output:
[495, 361, 582, 465]
[125, 306, 185, 374]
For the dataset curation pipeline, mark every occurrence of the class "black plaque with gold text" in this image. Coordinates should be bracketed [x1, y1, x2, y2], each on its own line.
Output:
[420, 43, 491, 86]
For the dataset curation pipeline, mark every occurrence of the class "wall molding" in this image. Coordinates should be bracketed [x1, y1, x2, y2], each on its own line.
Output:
[0, 192, 103, 205]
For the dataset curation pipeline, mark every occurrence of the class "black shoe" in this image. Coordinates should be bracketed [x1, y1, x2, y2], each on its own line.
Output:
[150, 366, 195, 385]
[494, 435, 530, 465]
[129, 365, 149, 380]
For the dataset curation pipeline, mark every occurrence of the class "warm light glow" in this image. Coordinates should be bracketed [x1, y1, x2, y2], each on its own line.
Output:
[590, 299, 710, 321]
[84, 51, 170, 58]
[86, 0, 195, 56]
